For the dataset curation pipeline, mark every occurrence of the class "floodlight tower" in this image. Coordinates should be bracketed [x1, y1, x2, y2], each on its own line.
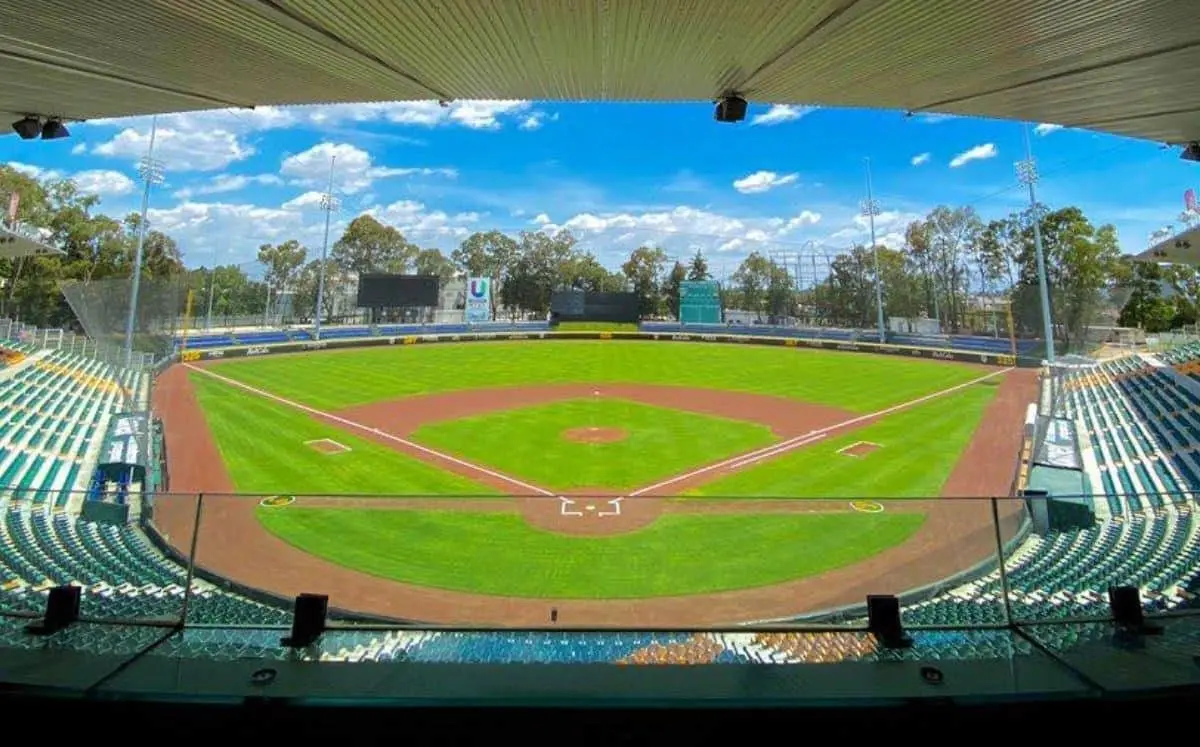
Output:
[124, 115, 164, 366]
[861, 158, 887, 341]
[1016, 124, 1055, 363]
[314, 156, 340, 341]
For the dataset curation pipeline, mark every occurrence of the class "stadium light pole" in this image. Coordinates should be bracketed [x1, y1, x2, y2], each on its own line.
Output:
[124, 115, 164, 367]
[314, 156, 338, 341]
[861, 158, 887, 341]
[1016, 124, 1056, 364]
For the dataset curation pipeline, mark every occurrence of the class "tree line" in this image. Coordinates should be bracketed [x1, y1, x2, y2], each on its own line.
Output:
[3, 163, 1197, 348]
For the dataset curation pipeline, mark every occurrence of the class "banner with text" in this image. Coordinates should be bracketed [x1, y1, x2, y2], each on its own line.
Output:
[465, 277, 492, 323]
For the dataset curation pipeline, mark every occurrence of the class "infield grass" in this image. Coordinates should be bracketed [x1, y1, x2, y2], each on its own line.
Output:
[257, 508, 926, 598]
[688, 380, 998, 498]
[411, 397, 776, 491]
[190, 373, 497, 496]
[205, 340, 986, 412]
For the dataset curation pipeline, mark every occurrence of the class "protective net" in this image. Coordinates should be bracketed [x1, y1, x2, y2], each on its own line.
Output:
[59, 275, 191, 363]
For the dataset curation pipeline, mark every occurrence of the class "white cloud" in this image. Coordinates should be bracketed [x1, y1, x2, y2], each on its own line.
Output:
[5, 161, 133, 199]
[369, 199, 480, 239]
[532, 213, 552, 225]
[279, 142, 455, 195]
[750, 105, 815, 126]
[911, 152, 931, 166]
[94, 126, 254, 172]
[532, 204, 825, 263]
[5, 161, 55, 180]
[70, 170, 136, 198]
[949, 143, 998, 168]
[70, 143, 87, 156]
[146, 200, 315, 264]
[732, 170, 798, 194]
[1034, 123, 1064, 136]
[174, 173, 283, 200]
[913, 113, 957, 124]
[829, 209, 922, 249]
[280, 191, 330, 211]
[518, 111, 558, 131]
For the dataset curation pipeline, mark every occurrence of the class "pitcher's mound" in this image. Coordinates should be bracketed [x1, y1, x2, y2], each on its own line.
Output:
[562, 426, 628, 444]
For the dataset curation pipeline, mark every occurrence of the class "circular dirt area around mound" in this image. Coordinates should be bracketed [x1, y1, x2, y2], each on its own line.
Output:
[562, 426, 628, 444]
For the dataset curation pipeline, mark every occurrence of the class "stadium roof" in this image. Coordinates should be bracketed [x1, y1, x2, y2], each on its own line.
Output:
[1135, 225, 1200, 265]
[0, 225, 62, 259]
[3, 0, 1200, 144]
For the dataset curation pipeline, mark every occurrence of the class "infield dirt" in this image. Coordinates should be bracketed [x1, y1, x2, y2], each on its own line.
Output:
[150, 363, 1035, 626]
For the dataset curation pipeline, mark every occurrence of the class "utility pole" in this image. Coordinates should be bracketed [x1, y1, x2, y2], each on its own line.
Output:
[124, 115, 163, 367]
[314, 156, 339, 341]
[1016, 124, 1056, 363]
[862, 157, 887, 341]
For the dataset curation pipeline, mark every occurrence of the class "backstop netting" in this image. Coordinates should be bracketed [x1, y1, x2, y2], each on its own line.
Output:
[60, 276, 191, 363]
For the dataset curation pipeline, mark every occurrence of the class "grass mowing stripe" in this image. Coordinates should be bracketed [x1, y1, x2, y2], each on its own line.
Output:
[257, 508, 926, 598]
[208, 340, 986, 412]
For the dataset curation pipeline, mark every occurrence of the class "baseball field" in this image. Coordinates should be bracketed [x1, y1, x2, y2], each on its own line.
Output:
[150, 339, 1035, 625]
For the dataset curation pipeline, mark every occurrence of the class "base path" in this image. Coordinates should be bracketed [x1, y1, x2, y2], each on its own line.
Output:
[150, 363, 1037, 626]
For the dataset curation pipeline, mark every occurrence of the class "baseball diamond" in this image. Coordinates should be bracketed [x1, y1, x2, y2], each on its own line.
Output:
[146, 337, 1035, 626]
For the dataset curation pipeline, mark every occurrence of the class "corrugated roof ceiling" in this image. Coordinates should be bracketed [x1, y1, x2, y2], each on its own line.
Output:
[2, 0, 1198, 143]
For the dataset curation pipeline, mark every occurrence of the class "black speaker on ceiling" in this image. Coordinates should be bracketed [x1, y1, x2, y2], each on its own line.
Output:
[714, 95, 747, 123]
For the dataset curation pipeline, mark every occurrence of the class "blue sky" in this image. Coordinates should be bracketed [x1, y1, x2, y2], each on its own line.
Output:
[3, 100, 1198, 280]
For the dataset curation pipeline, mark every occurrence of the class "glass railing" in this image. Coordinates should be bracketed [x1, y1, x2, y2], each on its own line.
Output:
[2, 490, 1197, 635]
[3, 487, 1199, 700]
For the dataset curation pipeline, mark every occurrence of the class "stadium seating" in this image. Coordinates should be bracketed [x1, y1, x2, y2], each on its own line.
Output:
[4, 329, 1200, 664]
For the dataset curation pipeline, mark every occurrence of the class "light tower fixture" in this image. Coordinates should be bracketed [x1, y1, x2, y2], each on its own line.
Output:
[123, 115, 165, 366]
[860, 157, 887, 342]
[314, 156, 340, 342]
[1016, 123, 1055, 364]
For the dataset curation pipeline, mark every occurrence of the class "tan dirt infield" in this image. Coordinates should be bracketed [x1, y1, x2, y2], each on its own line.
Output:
[149, 363, 1035, 626]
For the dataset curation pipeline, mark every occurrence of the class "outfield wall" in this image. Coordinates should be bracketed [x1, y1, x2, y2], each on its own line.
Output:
[178, 328, 1019, 368]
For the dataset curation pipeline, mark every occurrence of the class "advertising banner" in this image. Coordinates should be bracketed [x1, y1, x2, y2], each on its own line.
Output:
[465, 277, 492, 323]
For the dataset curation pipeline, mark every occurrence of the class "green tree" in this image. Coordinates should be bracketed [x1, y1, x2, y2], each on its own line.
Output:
[731, 252, 773, 317]
[413, 247, 457, 286]
[663, 260, 687, 318]
[331, 214, 414, 275]
[621, 246, 668, 317]
[687, 250, 710, 281]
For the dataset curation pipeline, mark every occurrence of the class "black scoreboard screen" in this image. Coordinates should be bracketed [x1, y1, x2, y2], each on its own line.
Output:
[356, 274, 440, 308]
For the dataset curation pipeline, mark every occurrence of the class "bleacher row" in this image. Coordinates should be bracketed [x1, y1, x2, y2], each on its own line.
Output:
[0, 335, 1199, 662]
[178, 322, 553, 350]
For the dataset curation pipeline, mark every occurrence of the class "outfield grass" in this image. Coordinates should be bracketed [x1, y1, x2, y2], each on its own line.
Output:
[207, 340, 986, 412]
[190, 373, 497, 496]
[689, 381, 998, 498]
[257, 508, 926, 597]
[411, 397, 776, 491]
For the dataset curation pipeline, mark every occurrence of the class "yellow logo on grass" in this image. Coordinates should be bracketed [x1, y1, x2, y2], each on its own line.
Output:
[849, 500, 884, 514]
[259, 495, 296, 508]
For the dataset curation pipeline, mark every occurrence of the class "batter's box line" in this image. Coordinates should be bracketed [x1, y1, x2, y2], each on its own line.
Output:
[304, 438, 351, 454]
[558, 496, 624, 517]
[837, 440, 880, 458]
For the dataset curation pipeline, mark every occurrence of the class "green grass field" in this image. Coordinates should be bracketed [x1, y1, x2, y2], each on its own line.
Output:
[205, 339, 983, 412]
[411, 397, 776, 491]
[187, 340, 1000, 598]
[257, 508, 926, 598]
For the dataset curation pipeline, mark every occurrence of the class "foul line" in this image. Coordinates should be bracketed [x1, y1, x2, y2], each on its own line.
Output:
[628, 367, 1014, 496]
[184, 364, 556, 497]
